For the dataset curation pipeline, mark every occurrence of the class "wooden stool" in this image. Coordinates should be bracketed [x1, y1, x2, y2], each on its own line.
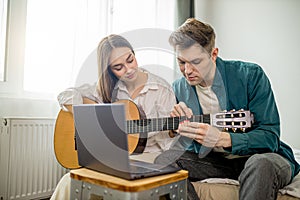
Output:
[70, 168, 188, 200]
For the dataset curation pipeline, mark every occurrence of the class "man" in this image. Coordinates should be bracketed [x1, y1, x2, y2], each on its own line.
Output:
[156, 18, 300, 200]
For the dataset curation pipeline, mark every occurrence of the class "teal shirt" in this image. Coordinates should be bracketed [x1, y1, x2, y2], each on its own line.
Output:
[172, 57, 300, 178]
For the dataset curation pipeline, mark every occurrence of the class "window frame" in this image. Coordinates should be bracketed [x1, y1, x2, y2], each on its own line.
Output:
[0, 0, 28, 99]
[0, 0, 8, 82]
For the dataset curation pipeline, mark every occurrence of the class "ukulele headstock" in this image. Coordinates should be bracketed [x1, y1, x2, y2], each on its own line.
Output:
[211, 109, 254, 132]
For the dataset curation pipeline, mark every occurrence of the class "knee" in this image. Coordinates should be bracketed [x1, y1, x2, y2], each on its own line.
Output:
[247, 154, 275, 171]
[239, 153, 292, 196]
[240, 154, 277, 181]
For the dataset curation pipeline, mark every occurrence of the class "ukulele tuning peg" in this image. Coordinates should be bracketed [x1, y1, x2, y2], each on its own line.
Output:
[239, 108, 244, 111]
[222, 110, 227, 113]
[230, 109, 236, 112]
[232, 128, 237, 132]
[240, 128, 246, 132]
[223, 127, 229, 132]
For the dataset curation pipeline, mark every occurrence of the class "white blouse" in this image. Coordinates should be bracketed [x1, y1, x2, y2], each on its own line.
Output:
[57, 69, 177, 153]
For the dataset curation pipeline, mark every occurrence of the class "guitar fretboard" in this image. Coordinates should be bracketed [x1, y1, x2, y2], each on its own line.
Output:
[126, 114, 211, 133]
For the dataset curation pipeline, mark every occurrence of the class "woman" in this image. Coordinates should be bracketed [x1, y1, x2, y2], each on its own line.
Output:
[58, 34, 177, 153]
[51, 35, 177, 200]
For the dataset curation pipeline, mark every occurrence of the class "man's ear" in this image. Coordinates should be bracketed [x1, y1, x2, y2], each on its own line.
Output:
[211, 48, 219, 62]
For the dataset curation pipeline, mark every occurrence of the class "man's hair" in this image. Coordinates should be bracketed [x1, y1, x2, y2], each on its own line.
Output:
[169, 18, 216, 53]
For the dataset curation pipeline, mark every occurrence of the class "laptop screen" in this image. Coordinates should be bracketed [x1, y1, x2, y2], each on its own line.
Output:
[73, 104, 131, 173]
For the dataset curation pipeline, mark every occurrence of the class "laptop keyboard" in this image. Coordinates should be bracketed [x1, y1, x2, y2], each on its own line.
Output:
[130, 165, 161, 173]
[130, 160, 162, 173]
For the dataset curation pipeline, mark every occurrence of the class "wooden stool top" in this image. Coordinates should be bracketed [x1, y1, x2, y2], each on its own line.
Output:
[70, 168, 188, 192]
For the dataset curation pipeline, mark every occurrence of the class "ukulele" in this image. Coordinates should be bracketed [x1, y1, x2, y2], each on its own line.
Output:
[54, 99, 254, 169]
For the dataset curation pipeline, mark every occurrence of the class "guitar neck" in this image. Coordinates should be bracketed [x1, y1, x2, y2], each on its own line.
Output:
[126, 114, 211, 134]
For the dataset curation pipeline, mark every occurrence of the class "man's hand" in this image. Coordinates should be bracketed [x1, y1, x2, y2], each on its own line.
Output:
[178, 121, 221, 147]
[170, 102, 193, 118]
[171, 102, 232, 148]
[169, 102, 192, 137]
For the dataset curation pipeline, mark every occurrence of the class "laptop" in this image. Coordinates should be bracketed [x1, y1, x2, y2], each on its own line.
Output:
[73, 103, 180, 180]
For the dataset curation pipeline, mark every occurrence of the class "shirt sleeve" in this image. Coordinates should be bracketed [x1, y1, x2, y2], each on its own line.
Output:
[230, 66, 281, 155]
[148, 82, 178, 151]
[57, 83, 100, 111]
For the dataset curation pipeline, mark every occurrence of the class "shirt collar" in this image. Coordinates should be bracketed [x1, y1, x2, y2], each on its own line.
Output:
[211, 57, 227, 110]
[113, 68, 159, 94]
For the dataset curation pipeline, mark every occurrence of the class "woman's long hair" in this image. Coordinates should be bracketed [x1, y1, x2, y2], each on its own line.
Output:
[97, 34, 134, 103]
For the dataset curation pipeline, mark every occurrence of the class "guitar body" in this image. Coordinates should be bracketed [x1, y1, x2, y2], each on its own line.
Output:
[54, 110, 80, 169]
[117, 99, 147, 154]
[54, 100, 146, 169]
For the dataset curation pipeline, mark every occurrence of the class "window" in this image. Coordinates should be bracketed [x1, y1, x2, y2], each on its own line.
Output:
[4, 0, 175, 100]
[0, 0, 8, 81]
[24, 0, 109, 97]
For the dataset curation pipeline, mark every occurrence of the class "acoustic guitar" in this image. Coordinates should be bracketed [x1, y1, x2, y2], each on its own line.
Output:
[54, 99, 254, 169]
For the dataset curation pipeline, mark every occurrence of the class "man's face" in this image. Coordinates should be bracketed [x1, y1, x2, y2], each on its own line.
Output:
[176, 44, 217, 87]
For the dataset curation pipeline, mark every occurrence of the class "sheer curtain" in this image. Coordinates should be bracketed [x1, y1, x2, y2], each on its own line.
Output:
[23, 0, 109, 98]
[175, 0, 195, 27]
[23, 0, 176, 99]
[111, 0, 177, 84]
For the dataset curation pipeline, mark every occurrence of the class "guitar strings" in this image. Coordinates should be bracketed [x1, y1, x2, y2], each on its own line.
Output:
[126, 115, 210, 133]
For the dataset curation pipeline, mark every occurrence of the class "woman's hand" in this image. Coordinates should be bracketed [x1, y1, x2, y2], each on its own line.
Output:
[64, 97, 97, 114]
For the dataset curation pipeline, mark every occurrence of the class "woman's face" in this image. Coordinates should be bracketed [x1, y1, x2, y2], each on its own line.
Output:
[109, 47, 138, 83]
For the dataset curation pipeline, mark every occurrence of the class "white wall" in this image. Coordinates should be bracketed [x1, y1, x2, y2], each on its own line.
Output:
[195, 0, 300, 148]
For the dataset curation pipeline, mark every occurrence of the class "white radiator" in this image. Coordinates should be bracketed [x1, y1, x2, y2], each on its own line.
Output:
[0, 118, 68, 200]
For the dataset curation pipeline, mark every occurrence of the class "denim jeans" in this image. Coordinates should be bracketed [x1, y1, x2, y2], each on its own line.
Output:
[155, 150, 292, 200]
